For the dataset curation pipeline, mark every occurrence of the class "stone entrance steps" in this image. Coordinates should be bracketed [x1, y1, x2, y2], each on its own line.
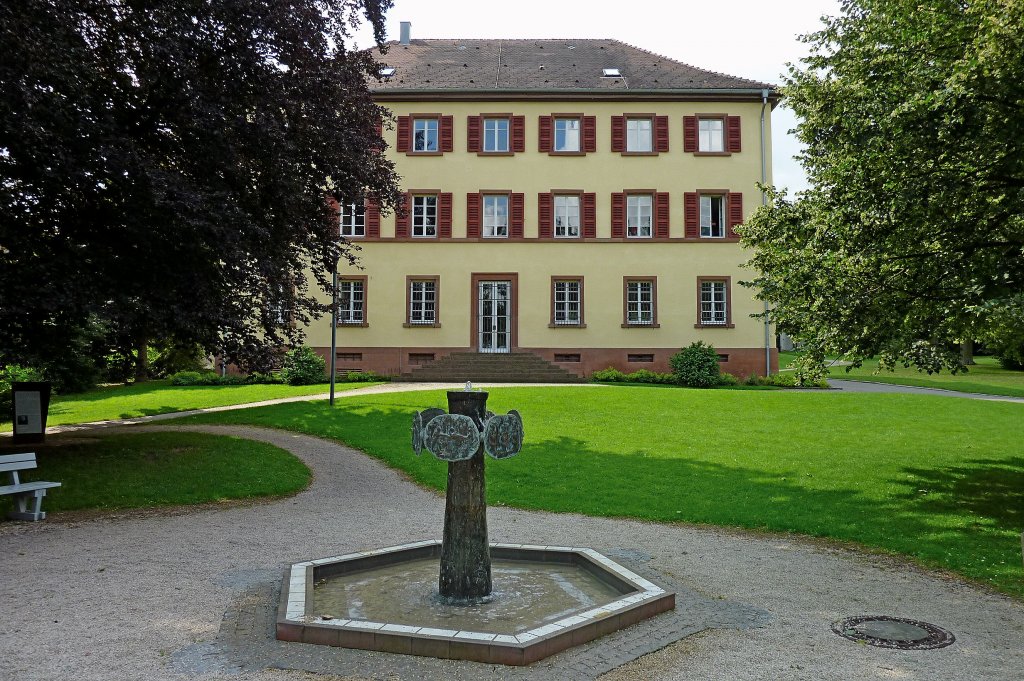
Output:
[394, 352, 586, 383]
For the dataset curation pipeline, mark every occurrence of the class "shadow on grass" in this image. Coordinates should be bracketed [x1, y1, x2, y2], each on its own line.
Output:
[897, 457, 1024, 533]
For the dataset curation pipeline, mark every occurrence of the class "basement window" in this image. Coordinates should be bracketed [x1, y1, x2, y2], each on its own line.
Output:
[409, 353, 435, 364]
[554, 353, 581, 363]
[336, 352, 363, 361]
[628, 354, 654, 363]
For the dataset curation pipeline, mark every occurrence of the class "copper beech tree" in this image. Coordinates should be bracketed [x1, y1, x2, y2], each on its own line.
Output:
[0, 0, 402, 379]
[741, 0, 1024, 381]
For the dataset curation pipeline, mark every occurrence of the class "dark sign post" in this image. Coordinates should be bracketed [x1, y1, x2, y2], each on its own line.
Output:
[11, 382, 52, 445]
[412, 389, 524, 601]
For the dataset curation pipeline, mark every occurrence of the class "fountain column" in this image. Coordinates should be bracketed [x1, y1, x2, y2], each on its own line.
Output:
[439, 390, 492, 599]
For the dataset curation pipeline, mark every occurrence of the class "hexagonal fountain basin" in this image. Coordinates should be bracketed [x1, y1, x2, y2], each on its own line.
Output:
[277, 540, 675, 665]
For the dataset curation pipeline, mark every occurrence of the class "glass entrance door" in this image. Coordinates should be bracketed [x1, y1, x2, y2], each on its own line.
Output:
[478, 281, 511, 353]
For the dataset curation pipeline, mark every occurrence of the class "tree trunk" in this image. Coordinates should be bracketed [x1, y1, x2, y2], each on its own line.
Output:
[438, 391, 491, 600]
[135, 334, 150, 382]
[960, 341, 975, 366]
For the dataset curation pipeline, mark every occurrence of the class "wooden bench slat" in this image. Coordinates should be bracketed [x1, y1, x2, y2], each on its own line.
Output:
[0, 452, 39, 473]
[0, 481, 61, 495]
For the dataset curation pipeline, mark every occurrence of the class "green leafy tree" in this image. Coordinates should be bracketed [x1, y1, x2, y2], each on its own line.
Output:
[0, 0, 401, 383]
[742, 0, 1024, 375]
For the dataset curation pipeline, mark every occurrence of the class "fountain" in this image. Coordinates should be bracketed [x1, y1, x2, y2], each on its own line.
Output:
[276, 387, 675, 665]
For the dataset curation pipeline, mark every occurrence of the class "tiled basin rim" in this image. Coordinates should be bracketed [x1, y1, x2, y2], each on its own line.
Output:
[276, 540, 676, 665]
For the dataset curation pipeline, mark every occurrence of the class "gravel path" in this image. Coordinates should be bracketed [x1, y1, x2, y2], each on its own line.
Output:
[1, 425, 1022, 681]
[827, 378, 1024, 403]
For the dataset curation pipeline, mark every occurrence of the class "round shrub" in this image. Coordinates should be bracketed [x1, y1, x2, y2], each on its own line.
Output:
[669, 342, 721, 388]
[281, 347, 326, 385]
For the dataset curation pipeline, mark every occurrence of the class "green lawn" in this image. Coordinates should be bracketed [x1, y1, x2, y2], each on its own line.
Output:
[172, 387, 1024, 598]
[0, 379, 382, 432]
[0, 431, 310, 515]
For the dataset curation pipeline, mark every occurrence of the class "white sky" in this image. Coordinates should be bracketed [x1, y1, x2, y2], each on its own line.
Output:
[349, 0, 841, 194]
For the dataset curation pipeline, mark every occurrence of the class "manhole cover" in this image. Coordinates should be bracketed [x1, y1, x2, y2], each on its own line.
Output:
[832, 615, 955, 650]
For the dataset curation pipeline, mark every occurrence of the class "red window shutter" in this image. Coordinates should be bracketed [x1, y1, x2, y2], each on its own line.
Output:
[582, 193, 596, 238]
[538, 193, 553, 238]
[611, 193, 625, 238]
[684, 192, 699, 238]
[512, 115, 525, 152]
[510, 193, 525, 239]
[683, 116, 697, 153]
[727, 115, 741, 153]
[395, 192, 411, 238]
[365, 197, 380, 238]
[611, 116, 625, 153]
[655, 192, 670, 238]
[397, 116, 411, 152]
[467, 115, 481, 153]
[539, 115, 552, 152]
[440, 115, 453, 152]
[655, 116, 669, 153]
[583, 115, 596, 153]
[466, 193, 481, 238]
[439, 193, 453, 238]
[727, 192, 743, 237]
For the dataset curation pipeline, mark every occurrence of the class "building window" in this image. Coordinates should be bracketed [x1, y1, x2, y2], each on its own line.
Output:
[483, 194, 509, 238]
[552, 279, 583, 326]
[700, 195, 725, 238]
[554, 118, 581, 152]
[554, 195, 580, 238]
[699, 118, 725, 153]
[483, 118, 509, 152]
[339, 202, 365, 238]
[626, 118, 653, 152]
[337, 279, 365, 325]
[412, 195, 437, 237]
[408, 279, 437, 325]
[413, 118, 438, 152]
[624, 279, 656, 326]
[627, 195, 653, 238]
[697, 277, 732, 328]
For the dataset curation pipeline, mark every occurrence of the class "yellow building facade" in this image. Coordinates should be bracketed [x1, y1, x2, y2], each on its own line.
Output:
[302, 38, 780, 379]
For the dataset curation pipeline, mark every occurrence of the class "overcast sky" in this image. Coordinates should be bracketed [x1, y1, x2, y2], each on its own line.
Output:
[349, 0, 842, 194]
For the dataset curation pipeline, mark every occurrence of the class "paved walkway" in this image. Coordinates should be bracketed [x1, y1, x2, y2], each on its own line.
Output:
[1, 425, 1021, 680]
[828, 379, 1024, 404]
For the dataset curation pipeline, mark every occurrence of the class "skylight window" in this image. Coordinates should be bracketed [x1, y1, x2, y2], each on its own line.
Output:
[602, 68, 621, 77]
[380, 66, 396, 77]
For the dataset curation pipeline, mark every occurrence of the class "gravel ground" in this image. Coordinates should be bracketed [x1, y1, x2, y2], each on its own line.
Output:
[1, 424, 1021, 681]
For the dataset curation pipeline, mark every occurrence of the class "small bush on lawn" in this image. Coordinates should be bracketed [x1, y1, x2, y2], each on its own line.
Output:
[718, 372, 740, 386]
[247, 371, 286, 385]
[281, 347, 326, 385]
[591, 368, 627, 382]
[343, 370, 389, 382]
[170, 371, 214, 386]
[670, 342, 721, 388]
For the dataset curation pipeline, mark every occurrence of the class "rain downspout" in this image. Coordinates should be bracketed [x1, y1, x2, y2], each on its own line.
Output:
[760, 88, 772, 375]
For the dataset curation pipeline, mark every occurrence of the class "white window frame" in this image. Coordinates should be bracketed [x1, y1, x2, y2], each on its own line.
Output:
[412, 195, 437, 238]
[627, 195, 653, 238]
[554, 118, 581, 152]
[339, 202, 365, 238]
[408, 280, 437, 325]
[413, 118, 438, 152]
[626, 118, 653, 152]
[626, 280, 654, 325]
[337, 280, 364, 324]
[483, 117, 509, 153]
[701, 280, 728, 325]
[482, 194, 509, 238]
[698, 118, 725, 153]
[553, 195, 580, 238]
[700, 195, 726, 238]
[553, 280, 581, 325]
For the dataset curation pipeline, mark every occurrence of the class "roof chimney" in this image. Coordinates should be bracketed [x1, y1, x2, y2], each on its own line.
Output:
[399, 21, 411, 46]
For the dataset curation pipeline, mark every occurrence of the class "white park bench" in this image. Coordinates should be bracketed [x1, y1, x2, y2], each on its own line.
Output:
[1, 452, 61, 521]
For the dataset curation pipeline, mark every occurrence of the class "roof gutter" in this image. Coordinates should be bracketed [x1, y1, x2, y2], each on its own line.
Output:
[373, 87, 782, 103]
